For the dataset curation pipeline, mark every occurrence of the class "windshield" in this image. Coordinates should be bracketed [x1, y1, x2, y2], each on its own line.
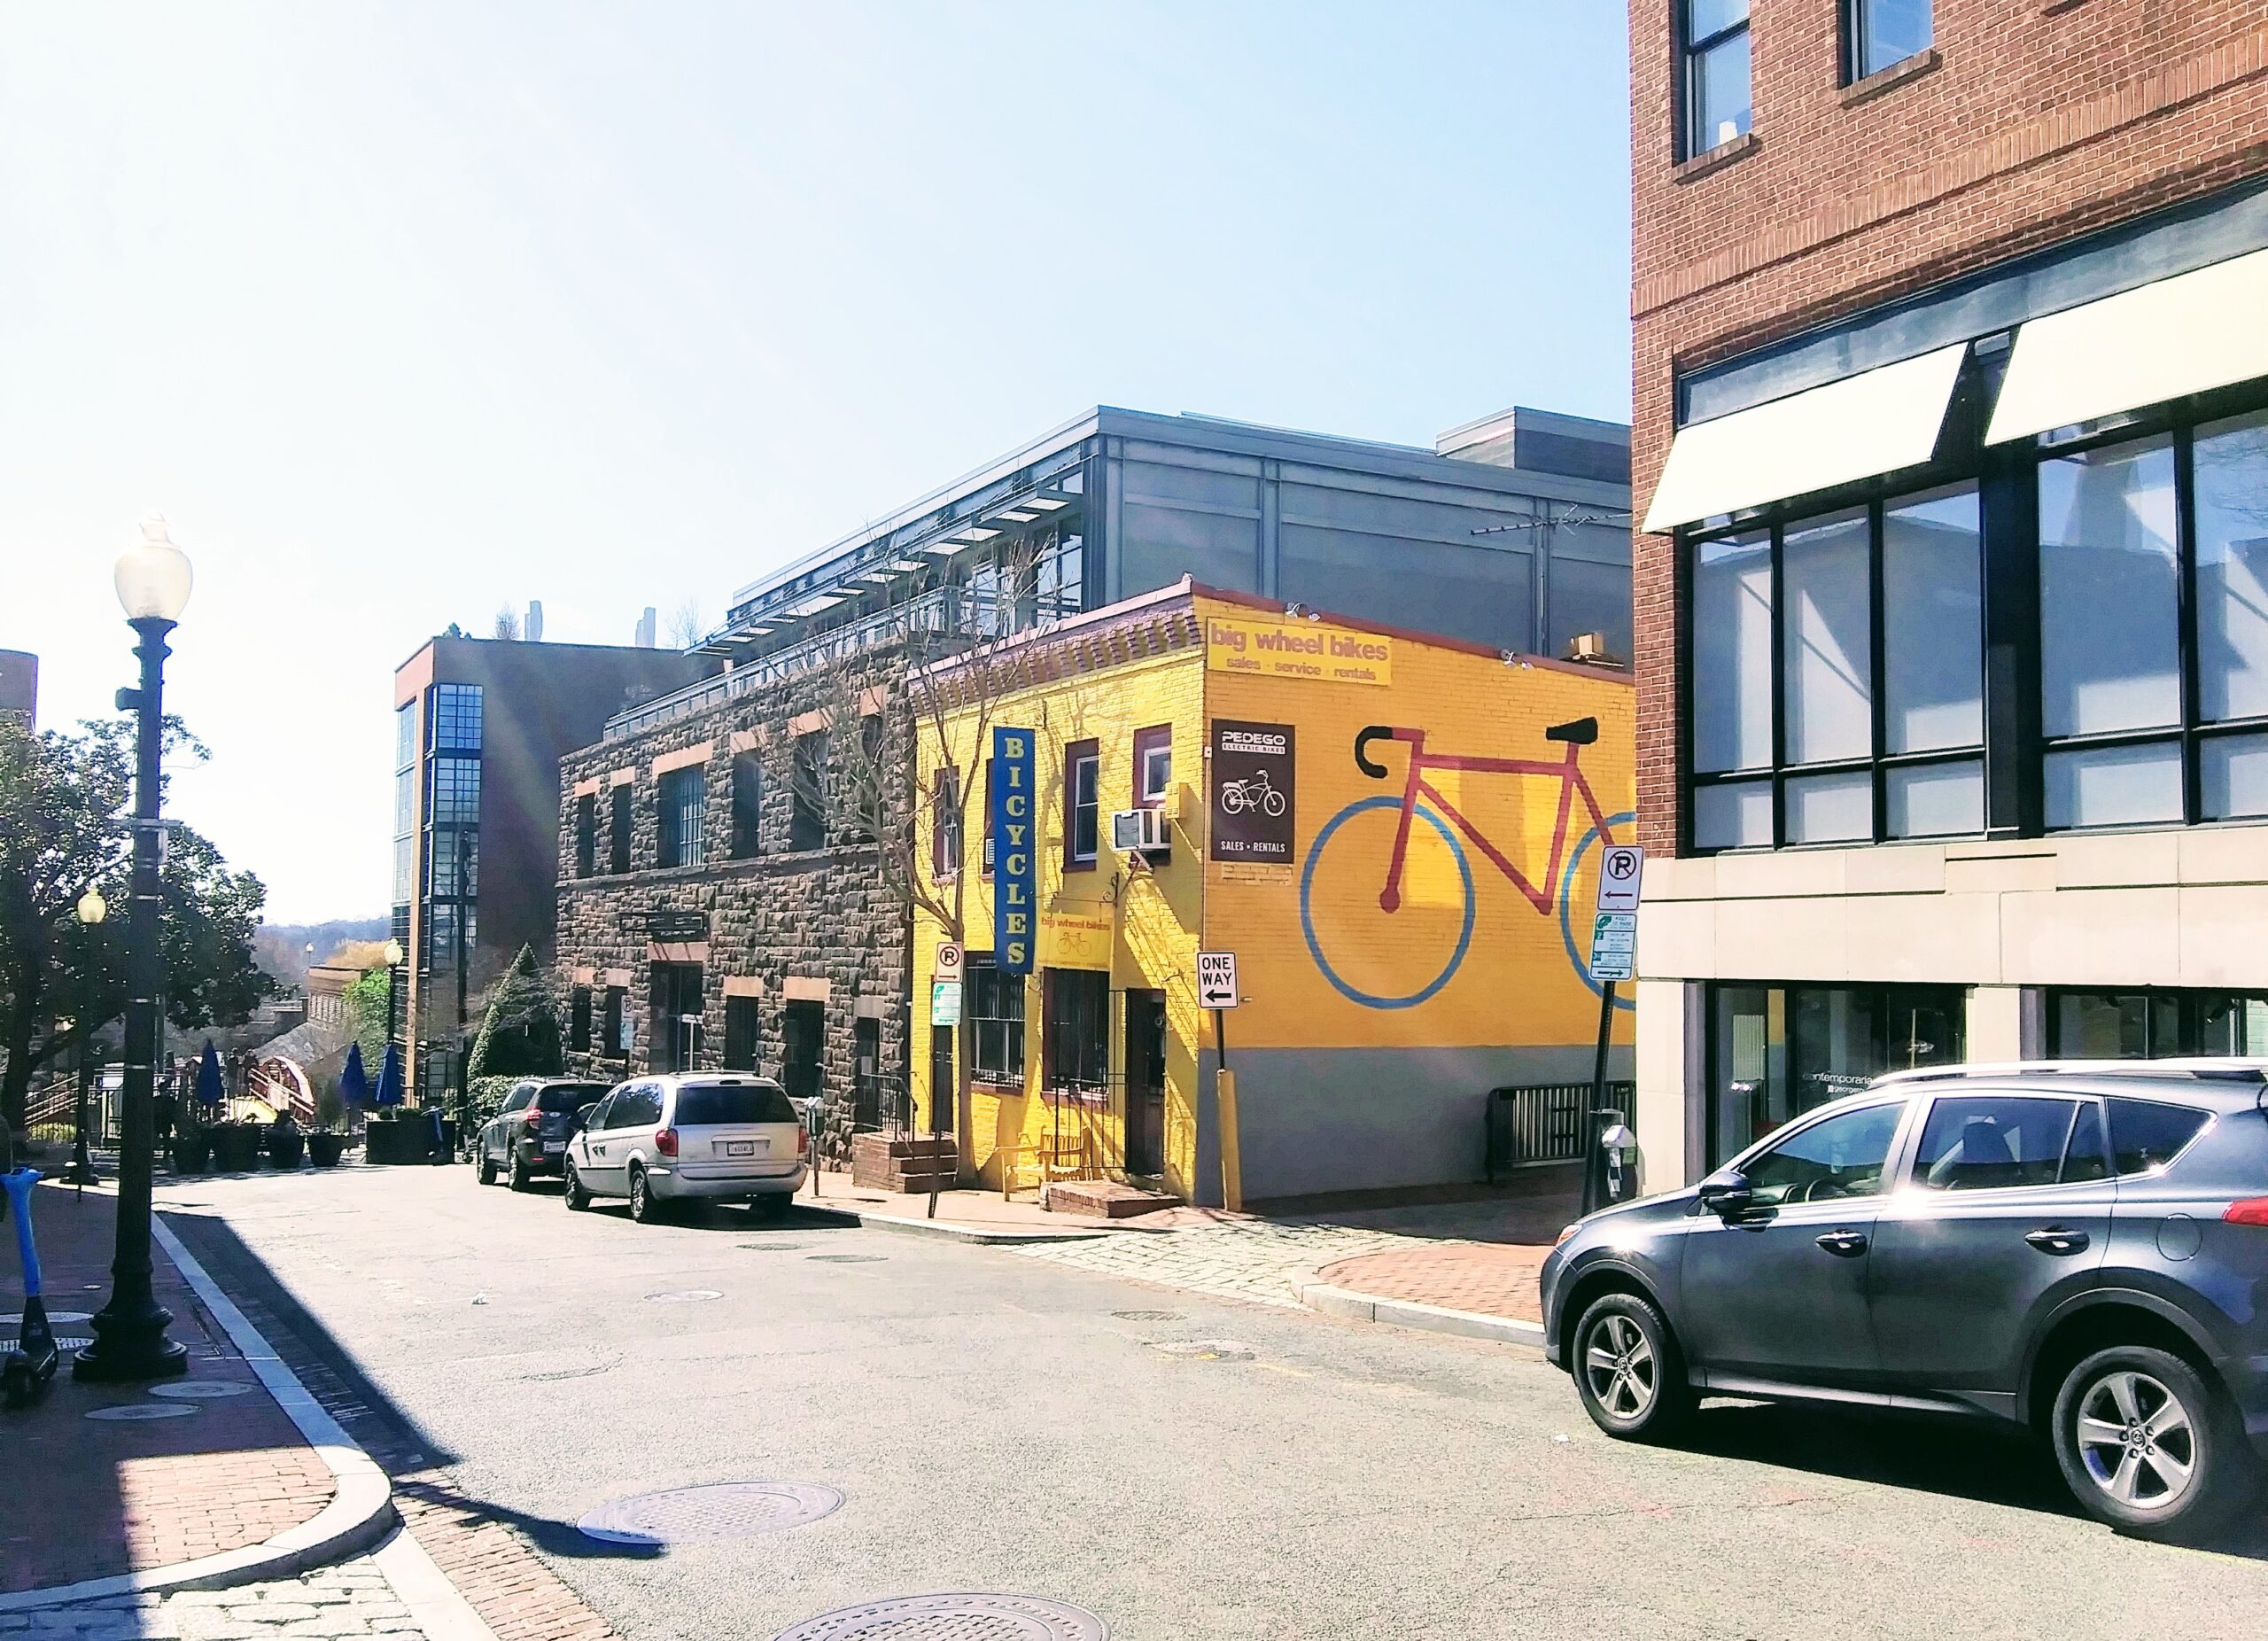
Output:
[673, 1082, 796, 1126]
[537, 1085, 609, 1114]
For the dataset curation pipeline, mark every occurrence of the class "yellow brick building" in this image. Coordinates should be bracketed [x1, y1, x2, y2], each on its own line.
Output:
[912, 580, 1635, 1205]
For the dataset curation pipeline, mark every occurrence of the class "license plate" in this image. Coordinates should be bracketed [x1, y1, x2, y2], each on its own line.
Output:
[725, 1140, 757, 1158]
[544, 1141, 565, 1154]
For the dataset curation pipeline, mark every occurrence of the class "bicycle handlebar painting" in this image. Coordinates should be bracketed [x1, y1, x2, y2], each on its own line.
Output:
[1297, 715, 1635, 1011]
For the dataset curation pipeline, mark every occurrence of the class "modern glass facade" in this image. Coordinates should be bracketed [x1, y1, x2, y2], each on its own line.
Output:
[420, 683, 481, 982]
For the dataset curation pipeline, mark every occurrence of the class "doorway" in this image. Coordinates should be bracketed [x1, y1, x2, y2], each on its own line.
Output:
[651, 963, 704, 1073]
[851, 1015, 882, 1132]
[782, 999, 825, 1106]
[1124, 989, 1167, 1178]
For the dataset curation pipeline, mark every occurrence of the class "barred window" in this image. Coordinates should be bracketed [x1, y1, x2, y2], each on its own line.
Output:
[967, 954, 1025, 1085]
[658, 766, 706, 869]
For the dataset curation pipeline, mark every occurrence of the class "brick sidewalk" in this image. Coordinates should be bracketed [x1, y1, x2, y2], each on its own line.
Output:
[0, 1181, 335, 1597]
[1317, 1240, 1550, 1325]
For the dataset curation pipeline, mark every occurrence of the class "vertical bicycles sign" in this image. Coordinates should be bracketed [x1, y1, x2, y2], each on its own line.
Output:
[991, 727, 1037, 975]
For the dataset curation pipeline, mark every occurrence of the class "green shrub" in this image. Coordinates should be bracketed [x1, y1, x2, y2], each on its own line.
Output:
[464, 1075, 524, 1134]
[466, 945, 564, 1079]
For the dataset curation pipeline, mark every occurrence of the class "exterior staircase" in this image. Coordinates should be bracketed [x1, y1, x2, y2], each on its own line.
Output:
[850, 1131, 959, 1194]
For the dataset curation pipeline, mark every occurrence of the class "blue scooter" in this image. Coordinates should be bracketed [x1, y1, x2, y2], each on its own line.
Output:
[2, 1168, 58, 1407]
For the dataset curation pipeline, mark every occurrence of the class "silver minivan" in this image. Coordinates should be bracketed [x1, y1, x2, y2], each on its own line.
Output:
[563, 1074, 807, 1224]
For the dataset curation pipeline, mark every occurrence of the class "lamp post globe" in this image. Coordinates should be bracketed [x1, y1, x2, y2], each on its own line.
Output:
[76, 518, 191, 1383]
[76, 887, 107, 926]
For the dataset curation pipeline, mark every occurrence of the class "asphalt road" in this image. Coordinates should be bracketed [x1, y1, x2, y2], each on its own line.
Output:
[160, 1165, 2268, 1641]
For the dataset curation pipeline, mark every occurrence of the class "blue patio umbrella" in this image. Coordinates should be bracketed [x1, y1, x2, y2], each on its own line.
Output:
[194, 1040, 225, 1108]
[338, 1043, 370, 1108]
[374, 1042, 404, 1108]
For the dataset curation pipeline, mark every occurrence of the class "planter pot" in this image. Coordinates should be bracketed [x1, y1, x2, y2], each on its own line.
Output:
[267, 1129, 306, 1170]
[209, 1125, 262, 1173]
[307, 1132, 347, 1169]
[171, 1133, 212, 1174]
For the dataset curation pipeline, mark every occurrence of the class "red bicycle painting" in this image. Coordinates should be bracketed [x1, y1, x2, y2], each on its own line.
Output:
[1298, 716, 1633, 1010]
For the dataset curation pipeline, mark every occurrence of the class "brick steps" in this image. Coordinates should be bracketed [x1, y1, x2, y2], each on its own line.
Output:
[1044, 1179, 1181, 1219]
[850, 1131, 960, 1193]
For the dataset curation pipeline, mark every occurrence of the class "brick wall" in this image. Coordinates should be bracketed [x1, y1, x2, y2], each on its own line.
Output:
[1630, 0, 2268, 854]
[554, 647, 912, 1150]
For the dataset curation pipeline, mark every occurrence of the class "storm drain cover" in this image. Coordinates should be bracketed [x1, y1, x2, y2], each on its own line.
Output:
[807, 1254, 885, 1264]
[3, 1335, 92, 1351]
[772, 1593, 1107, 1640]
[1147, 1340, 1255, 1362]
[86, 1403, 198, 1421]
[151, 1380, 255, 1400]
[1111, 1310, 1182, 1323]
[4, 1310, 91, 1326]
[741, 1242, 808, 1252]
[578, 1482, 843, 1546]
[645, 1289, 723, 1303]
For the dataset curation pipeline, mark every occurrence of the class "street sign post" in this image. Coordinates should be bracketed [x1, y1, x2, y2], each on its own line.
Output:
[1195, 952, 1242, 1211]
[1582, 845, 1643, 1217]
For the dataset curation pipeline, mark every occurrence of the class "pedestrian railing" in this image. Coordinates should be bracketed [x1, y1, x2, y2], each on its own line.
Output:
[1485, 1080, 1636, 1178]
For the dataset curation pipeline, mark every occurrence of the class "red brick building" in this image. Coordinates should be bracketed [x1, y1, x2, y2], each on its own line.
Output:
[1629, 3, 2268, 1183]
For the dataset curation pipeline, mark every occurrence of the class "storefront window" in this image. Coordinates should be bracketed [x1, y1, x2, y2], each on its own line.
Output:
[2050, 988, 2268, 1058]
[1708, 982, 1966, 1165]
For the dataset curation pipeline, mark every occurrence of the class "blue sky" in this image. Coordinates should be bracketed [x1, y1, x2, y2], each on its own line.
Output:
[0, 3, 1631, 923]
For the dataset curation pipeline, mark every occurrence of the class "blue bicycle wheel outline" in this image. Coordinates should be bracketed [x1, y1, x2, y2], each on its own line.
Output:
[1557, 809, 1637, 1011]
[1299, 796, 1476, 1010]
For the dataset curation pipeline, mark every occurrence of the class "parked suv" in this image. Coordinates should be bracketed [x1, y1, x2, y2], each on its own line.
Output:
[1542, 1062, 2268, 1540]
[476, 1079, 610, 1191]
[563, 1073, 807, 1223]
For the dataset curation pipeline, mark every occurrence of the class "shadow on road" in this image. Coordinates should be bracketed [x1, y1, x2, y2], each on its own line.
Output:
[1682, 1398, 2268, 1559]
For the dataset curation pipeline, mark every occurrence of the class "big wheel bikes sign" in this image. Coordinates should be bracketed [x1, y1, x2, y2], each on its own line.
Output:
[1210, 719, 1296, 863]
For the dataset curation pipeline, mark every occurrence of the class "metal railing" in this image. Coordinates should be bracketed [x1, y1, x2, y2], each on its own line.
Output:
[1486, 1079, 1635, 1174]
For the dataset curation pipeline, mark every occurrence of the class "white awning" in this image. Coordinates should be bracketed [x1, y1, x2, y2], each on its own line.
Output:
[1643, 343, 1968, 533]
[1987, 245, 2268, 444]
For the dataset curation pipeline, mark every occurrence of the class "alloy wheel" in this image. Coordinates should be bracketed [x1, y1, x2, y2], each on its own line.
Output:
[2076, 1370, 2197, 1512]
[1583, 1313, 1657, 1419]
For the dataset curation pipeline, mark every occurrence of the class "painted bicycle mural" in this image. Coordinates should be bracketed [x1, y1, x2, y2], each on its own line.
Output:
[1299, 715, 1635, 1011]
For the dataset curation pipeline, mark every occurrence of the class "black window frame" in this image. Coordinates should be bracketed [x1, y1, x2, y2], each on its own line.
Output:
[932, 766, 962, 879]
[1042, 968, 1110, 1101]
[723, 993, 761, 1071]
[1678, 0, 1751, 162]
[729, 751, 764, 859]
[1065, 740, 1099, 870]
[789, 729, 828, 852]
[657, 763, 707, 870]
[569, 986, 593, 1053]
[2047, 987, 2268, 1060]
[967, 953, 1025, 1086]
[609, 783, 633, 874]
[575, 793, 596, 879]
[1845, 0, 1932, 85]
[602, 985, 626, 1059]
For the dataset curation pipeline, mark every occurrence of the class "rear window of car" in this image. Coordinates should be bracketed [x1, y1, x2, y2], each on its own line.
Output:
[500, 1088, 533, 1114]
[673, 1082, 796, 1126]
[536, 1085, 608, 1114]
[2107, 1098, 2212, 1176]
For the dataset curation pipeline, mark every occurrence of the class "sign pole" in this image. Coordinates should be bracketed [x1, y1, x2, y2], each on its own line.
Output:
[1214, 1006, 1243, 1215]
[1581, 844, 1643, 1220]
[1581, 980, 1615, 1218]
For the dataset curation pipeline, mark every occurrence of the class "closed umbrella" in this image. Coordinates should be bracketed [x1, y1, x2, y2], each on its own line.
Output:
[338, 1043, 370, 1108]
[374, 1043, 404, 1108]
[194, 1040, 224, 1109]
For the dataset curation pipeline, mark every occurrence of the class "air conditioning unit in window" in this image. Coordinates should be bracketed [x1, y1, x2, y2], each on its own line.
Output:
[1112, 806, 1169, 854]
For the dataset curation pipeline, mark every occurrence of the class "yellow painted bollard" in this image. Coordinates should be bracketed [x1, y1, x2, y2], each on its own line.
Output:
[1216, 1068, 1243, 1213]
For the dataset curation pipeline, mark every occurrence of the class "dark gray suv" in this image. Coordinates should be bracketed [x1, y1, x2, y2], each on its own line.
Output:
[1542, 1062, 2268, 1540]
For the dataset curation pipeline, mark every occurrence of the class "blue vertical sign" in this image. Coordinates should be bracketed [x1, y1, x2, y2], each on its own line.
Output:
[991, 725, 1036, 975]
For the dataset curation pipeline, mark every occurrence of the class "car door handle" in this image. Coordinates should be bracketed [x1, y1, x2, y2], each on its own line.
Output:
[1815, 1229, 1869, 1257]
[2025, 1226, 2090, 1256]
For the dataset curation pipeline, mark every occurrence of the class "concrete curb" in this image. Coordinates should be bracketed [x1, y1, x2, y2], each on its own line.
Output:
[1291, 1272, 1548, 1346]
[0, 1216, 399, 1614]
[795, 1200, 1113, 1245]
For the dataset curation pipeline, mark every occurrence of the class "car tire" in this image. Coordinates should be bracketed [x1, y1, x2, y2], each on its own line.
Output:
[476, 1147, 497, 1186]
[748, 1194, 789, 1225]
[2051, 1344, 2257, 1542]
[563, 1164, 590, 1212]
[508, 1149, 530, 1192]
[1570, 1291, 1693, 1443]
[627, 1164, 661, 1225]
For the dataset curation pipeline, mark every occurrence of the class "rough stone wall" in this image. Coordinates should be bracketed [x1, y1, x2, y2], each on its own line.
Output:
[553, 646, 913, 1154]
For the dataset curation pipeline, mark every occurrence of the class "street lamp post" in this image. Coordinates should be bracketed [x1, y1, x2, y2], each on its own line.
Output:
[67, 887, 108, 1187]
[383, 938, 405, 1055]
[76, 517, 192, 1384]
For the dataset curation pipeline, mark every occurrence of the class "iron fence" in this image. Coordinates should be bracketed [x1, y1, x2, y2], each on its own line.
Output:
[1486, 1079, 1636, 1176]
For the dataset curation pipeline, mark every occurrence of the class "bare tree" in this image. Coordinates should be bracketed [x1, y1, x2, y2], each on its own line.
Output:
[492, 605, 521, 642]
[666, 596, 706, 650]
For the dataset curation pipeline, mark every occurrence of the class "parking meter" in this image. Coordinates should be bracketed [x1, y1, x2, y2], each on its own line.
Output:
[1600, 1123, 1638, 1206]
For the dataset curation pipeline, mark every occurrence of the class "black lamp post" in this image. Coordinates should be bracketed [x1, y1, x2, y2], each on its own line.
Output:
[76, 517, 192, 1384]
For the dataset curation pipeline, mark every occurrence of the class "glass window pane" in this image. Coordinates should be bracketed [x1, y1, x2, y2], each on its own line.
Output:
[1882, 989, 1965, 1071]
[2039, 438, 2179, 736]
[1693, 779, 1772, 849]
[1886, 759, 1982, 838]
[2052, 991, 2151, 1058]
[2045, 741, 2182, 829]
[1784, 769, 1872, 844]
[1789, 986, 1882, 1109]
[2106, 1098, 2210, 1176]
[1688, 0, 1748, 38]
[1855, 0, 1932, 79]
[2197, 993, 2268, 1055]
[1691, 30, 1751, 152]
[1744, 1102, 1901, 1206]
[2194, 409, 2268, 723]
[1693, 532, 1773, 773]
[2062, 1100, 2109, 1183]
[1883, 485, 1982, 752]
[1913, 1094, 2075, 1191]
[1782, 509, 1873, 764]
[2202, 733, 2268, 820]
[1709, 984, 1781, 1165]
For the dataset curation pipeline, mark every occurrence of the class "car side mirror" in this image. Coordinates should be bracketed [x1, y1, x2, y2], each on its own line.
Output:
[1697, 1171, 1754, 1217]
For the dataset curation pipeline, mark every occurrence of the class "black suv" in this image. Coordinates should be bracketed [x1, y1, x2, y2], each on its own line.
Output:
[1542, 1062, 2268, 1539]
[476, 1079, 610, 1191]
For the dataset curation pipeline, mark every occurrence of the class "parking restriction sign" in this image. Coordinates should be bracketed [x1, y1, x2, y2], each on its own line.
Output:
[1596, 844, 1644, 914]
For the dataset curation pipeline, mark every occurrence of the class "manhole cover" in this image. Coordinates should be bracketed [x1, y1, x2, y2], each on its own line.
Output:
[807, 1254, 885, 1264]
[740, 1242, 808, 1252]
[1111, 1310, 1182, 1323]
[578, 1482, 843, 1546]
[1148, 1340, 1254, 1362]
[3, 1310, 91, 1326]
[645, 1289, 723, 1303]
[773, 1593, 1107, 1640]
[4, 1336, 91, 1351]
[86, 1403, 198, 1421]
[151, 1380, 254, 1400]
